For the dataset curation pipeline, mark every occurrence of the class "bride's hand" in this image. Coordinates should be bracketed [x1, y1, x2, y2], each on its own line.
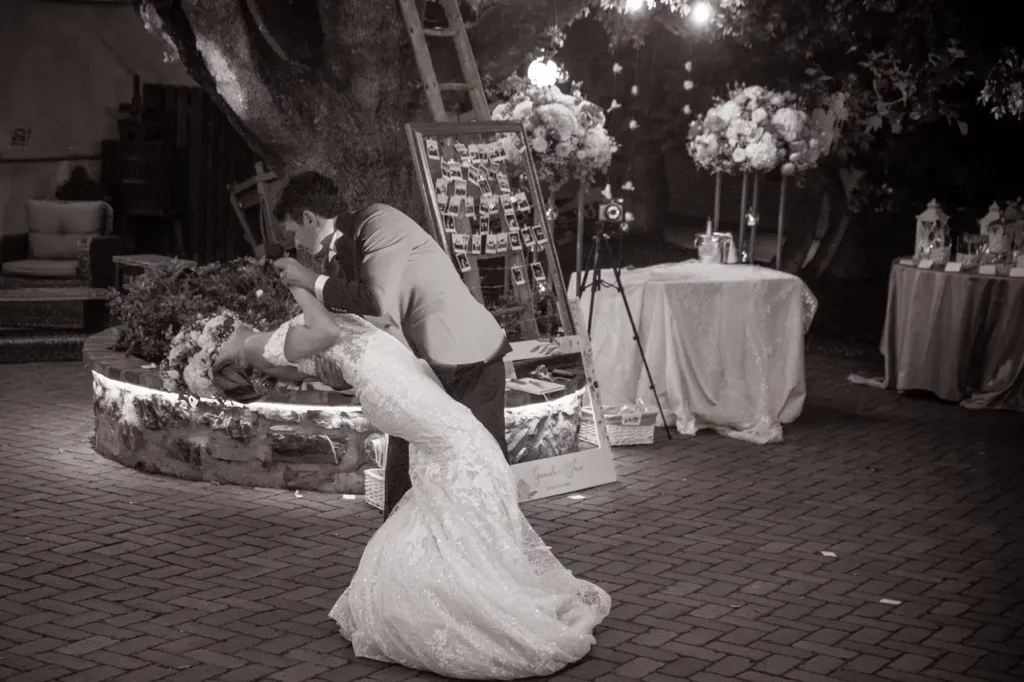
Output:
[315, 355, 351, 390]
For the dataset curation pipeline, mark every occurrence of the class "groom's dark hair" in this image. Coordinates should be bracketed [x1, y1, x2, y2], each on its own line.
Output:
[274, 171, 347, 222]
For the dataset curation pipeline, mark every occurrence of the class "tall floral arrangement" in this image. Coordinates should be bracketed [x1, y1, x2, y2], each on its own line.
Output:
[687, 85, 789, 174]
[492, 83, 619, 192]
[688, 84, 838, 177]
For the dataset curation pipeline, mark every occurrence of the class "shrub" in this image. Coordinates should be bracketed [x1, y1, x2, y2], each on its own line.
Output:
[109, 257, 299, 363]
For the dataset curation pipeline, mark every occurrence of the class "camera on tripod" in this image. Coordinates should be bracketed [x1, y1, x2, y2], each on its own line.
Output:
[598, 198, 625, 223]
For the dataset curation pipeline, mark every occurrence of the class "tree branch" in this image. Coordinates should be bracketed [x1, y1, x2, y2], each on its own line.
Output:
[470, 0, 597, 79]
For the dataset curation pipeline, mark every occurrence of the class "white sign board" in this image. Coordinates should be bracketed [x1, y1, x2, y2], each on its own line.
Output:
[511, 448, 616, 502]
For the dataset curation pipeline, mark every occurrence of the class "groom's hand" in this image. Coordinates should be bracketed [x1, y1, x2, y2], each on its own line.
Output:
[274, 257, 317, 291]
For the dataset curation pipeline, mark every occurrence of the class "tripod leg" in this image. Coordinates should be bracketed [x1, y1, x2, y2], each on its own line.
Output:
[609, 266, 673, 439]
[585, 235, 603, 337]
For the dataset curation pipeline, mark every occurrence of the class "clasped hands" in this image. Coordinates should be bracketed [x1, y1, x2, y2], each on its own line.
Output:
[273, 257, 318, 292]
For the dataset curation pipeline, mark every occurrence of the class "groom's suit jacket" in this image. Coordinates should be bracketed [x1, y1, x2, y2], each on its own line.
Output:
[315, 203, 511, 368]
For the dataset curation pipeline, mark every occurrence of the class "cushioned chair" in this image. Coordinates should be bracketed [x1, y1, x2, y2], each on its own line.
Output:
[0, 200, 121, 289]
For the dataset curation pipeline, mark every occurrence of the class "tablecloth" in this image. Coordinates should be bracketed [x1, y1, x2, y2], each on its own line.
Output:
[568, 262, 817, 444]
[880, 262, 1024, 411]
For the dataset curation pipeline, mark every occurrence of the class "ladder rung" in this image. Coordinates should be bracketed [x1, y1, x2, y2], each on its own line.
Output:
[423, 27, 459, 38]
[439, 82, 473, 92]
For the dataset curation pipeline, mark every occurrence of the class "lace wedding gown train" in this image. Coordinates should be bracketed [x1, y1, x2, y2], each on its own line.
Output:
[262, 314, 611, 680]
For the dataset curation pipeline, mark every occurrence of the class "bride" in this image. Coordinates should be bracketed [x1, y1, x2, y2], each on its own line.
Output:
[198, 286, 611, 679]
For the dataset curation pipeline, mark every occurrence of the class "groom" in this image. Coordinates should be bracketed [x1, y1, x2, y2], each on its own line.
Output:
[271, 172, 512, 517]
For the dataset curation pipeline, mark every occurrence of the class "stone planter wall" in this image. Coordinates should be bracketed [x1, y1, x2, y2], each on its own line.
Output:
[85, 330, 584, 494]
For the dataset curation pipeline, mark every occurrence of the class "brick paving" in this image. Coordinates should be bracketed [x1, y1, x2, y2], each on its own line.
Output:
[1, 350, 1022, 682]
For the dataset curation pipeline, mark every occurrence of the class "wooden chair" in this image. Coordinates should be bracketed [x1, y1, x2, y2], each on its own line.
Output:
[227, 162, 285, 258]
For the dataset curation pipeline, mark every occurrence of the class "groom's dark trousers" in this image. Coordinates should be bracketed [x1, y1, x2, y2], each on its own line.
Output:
[382, 357, 509, 518]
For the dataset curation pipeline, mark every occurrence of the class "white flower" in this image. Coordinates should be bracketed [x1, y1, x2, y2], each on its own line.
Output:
[491, 102, 513, 120]
[625, 211, 635, 222]
[769, 93, 784, 107]
[771, 107, 806, 143]
[717, 101, 740, 122]
[607, 99, 622, 112]
[685, 61, 693, 72]
[751, 107, 768, 124]
[747, 140, 781, 171]
[630, 84, 639, 96]
[743, 85, 765, 100]
[682, 104, 692, 115]
[628, 119, 639, 130]
[621, 180, 635, 192]
[732, 147, 748, 163]
[684, 80, 694, 91]
[613, 63, 623, 74]
[531, 137, 549, 153]
[255, 289, 264, 299]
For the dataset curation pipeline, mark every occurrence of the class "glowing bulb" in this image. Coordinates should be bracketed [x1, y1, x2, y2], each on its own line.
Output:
[527, 58, 561, 87]
[624, 0, 645, 11]
[690, 1, 713, 25]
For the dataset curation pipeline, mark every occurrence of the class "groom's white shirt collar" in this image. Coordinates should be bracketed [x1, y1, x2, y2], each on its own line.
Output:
[312, 217, 341, 303]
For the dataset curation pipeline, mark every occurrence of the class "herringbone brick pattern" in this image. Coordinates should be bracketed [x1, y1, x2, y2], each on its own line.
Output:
[1, 351, 1022, 682]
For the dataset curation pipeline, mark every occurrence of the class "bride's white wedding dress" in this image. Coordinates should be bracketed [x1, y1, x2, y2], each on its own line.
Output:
[262, 313, 611, 680]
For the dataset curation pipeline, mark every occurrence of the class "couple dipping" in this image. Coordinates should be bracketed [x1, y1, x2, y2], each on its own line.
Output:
[194, 172, 609, 679]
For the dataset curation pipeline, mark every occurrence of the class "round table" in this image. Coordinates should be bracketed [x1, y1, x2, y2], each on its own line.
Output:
[568, 262, 817, 444]
[881, 260, 1024, 410]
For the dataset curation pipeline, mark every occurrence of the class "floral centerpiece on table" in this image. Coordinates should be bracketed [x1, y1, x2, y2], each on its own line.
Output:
[492, 82, 619, 192]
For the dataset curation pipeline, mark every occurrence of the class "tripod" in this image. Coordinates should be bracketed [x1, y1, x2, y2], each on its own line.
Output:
[577, 224, 672, 440]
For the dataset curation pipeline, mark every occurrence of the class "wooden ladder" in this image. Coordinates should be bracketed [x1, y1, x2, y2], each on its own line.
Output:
[397, 0, 490, 122]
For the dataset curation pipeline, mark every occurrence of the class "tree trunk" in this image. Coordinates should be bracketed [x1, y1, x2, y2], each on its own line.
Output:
[778, 173, 825, 273]
[804, 165, 865, 280]
[135, 0, 596, 222]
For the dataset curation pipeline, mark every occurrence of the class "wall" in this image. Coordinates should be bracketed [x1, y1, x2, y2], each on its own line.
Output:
[0, 0, 192, 236]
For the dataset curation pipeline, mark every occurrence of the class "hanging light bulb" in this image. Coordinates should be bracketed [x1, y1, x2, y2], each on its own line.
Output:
[527, 58, 562, 87]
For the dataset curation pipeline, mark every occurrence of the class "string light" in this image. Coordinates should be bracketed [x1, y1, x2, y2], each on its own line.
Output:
[690, 1, 713, 25]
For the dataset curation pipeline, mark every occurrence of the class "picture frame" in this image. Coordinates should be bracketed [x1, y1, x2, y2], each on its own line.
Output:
[511, 265, 526, 286]
[455, 252, 471, 273]
[405, 120, 569, 333]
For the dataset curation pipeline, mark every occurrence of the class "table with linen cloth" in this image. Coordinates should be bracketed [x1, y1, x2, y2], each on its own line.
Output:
[878, 261, 1024, 411]
[567, 262, 817, 444]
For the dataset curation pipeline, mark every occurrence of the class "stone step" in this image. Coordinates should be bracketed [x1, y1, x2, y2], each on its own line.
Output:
[0, 298, 87, 330]
[0, 331, 91, 364]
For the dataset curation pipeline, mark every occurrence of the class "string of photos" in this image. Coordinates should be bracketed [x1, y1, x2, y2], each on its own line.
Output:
[407, 122, 572, 342]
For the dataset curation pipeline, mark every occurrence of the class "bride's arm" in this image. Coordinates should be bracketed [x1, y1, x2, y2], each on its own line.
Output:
[283, 287, 342, 362]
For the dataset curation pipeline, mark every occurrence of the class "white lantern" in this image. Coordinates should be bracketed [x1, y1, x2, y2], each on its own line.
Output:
[915, 199, 949, 260]
[978, 202, 1001, 237]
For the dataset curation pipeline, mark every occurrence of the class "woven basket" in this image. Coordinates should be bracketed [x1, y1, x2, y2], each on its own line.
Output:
[364, 468, 385, 511]
[580, 406, 657, 446]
